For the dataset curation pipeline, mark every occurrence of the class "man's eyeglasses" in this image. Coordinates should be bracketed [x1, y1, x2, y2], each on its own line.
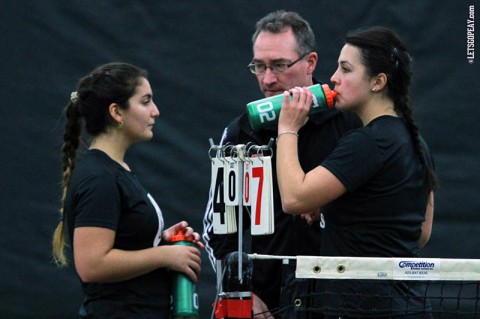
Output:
[247, 52, 310, 75]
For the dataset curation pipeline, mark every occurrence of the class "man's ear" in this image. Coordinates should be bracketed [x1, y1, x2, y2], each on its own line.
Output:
[306, 52, 318, 75]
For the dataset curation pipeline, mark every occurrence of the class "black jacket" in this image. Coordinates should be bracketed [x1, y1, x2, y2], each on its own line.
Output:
[203, 104, 362, 310]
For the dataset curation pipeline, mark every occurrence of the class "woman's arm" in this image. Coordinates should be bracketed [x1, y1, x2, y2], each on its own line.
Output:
[419, 191, 434, 249]
[276, 139, 346, 213]
[73, 222, 202, 284]
[276, 87, 347, 214]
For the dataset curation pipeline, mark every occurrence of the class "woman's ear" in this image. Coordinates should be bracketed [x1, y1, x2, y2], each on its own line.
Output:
[371, 73, 388, 92]
[109, 103, 123, 124]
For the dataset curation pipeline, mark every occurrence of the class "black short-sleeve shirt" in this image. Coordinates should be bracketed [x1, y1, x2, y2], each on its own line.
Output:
[320, 116, 434, 258]
[318, 116, 435, 316]
[65, 149, 170, 318]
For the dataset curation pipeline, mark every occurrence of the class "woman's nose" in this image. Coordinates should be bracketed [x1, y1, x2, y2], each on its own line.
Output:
[330, 70, 339, 85]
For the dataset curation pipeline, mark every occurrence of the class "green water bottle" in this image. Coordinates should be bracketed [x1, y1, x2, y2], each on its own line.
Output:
[171, 230, 199, 319]
[246, 83, 338, 131]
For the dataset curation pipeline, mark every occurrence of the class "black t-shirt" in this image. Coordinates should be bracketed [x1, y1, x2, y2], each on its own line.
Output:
[321, 116, 433, 258]
[65, 149, 170, 319]
[318, 116, 434, 316]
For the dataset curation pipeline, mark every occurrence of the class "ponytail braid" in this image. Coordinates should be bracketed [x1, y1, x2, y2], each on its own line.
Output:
[390, 47, 437, 195]
[52, 99, 82, 266]
[394, 93, 437, 194]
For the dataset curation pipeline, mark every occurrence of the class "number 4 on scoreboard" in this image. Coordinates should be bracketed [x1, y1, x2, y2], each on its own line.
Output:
[211, 158, 237, 234]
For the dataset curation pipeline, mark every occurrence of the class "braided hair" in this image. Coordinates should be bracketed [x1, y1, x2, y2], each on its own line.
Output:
[52, 62, 148, 266]
[345, 26, 437, 194]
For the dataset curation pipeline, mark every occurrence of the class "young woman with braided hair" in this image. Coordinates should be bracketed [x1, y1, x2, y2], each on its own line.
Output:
[51, 62, 203, 318]
[276, 27, 436, 318]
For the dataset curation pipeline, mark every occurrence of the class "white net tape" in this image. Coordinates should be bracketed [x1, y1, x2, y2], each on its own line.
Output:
[295, 256, 480, 281]
[248, 254, 480, 318]
[249, 254, 480, 281]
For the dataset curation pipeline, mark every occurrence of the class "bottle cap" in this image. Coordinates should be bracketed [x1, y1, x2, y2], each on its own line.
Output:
[171, 229, 195, 243]
[321, 84, 338, 107]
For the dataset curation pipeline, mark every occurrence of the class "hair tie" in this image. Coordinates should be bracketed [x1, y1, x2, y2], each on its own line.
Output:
[392, 47, 400, 71]
[70, 91, 79, 103]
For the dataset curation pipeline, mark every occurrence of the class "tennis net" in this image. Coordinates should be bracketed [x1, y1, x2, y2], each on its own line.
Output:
[250, 254, 480, 318]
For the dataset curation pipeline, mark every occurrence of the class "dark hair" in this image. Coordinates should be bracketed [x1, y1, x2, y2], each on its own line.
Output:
[252, 10, 316, 56]
[52, 62, 148, 266]
[345, 26, 436, 194]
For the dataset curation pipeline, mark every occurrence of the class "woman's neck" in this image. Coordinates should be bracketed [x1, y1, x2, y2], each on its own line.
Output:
[90, 134, 130, 171]
[357, 98, 398, 126]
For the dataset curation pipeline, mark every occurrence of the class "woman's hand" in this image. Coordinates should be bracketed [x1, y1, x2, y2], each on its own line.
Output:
[301, 207, 321, 225]
[163, 245, 202, 283]
[252, 294, 274, 319]
[278, 86, 313, 134]
[163, 221, 205, 249]
[163, 221, 204, 282]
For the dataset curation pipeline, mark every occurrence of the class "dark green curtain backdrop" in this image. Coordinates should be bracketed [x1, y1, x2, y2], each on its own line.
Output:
[1, 1, 478, 318]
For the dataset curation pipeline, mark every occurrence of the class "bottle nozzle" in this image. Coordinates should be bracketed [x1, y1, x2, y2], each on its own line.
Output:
[321, 84, 338, 107]
[171, 229, 194, 243]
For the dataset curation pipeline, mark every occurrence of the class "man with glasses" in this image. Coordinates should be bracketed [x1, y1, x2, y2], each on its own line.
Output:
[203, 10, 361, 318]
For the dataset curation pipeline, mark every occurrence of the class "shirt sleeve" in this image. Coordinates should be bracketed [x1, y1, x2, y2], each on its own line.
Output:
[73, 173, 121, 230]
[321, 130, 382, 192]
